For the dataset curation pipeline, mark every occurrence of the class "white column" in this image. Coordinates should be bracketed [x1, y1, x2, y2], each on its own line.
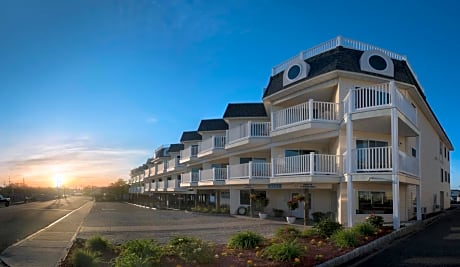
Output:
[308, 99, 314, 121]
[346, 95, 354, 227]
[310, 152, 315, 175]
[390, 81, 400, 229]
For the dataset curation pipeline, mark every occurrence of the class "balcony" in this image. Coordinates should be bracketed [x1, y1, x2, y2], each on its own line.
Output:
[351, 146, 419, 177]
[180, 171, 199, 187]
[344, 82, 417, 126]
[167, 158, 184, 172]
[226, 122, 271, 149]
[227, 162, 271, 185]
[157, 180, 166, 191]
[157, 161, 168, 174]
[271, 100, 339, 137]
[166, 179, 182, 191]
[180, 146, 199, 164]
[198, 136, 226, 157]
[198, 168, 227, 185]
[273, 153, 341, 176]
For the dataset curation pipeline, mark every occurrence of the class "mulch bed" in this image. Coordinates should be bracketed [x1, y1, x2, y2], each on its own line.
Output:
[60, 227, 393, 267]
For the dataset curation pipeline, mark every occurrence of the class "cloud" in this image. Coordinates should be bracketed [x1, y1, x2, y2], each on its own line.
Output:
[0, 136, 150, 187]
[146, 117, 158, 124]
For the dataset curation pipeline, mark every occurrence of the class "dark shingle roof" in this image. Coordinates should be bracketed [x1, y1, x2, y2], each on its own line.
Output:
[263, 47, 421, 98]
[197, 119, 228, 132]
[223, 103, 267, 118]
[180, 131, 202, 142]
[169, 143, 184, 152]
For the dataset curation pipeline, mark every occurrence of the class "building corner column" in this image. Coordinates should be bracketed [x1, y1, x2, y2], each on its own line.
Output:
[345, 96, 354, 227]
[390, 80, 400, 230]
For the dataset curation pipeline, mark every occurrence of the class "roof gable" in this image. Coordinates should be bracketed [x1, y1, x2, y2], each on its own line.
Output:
[223, 103, 267, 118]
[180, 131, 202, 142]
[197, 119, 228, 131]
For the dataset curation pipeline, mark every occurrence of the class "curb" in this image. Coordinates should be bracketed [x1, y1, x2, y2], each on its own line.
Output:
[317, 212, 447, 267]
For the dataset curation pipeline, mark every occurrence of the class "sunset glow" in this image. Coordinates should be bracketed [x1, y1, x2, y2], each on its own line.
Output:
[52, 174, 65, 188]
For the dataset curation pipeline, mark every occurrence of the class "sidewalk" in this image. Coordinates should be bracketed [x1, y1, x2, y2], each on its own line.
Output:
[0, 201, 94, 267]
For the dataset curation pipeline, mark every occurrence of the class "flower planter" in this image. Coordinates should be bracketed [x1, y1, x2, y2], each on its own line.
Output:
[286, 216, 296, 224]
[259, 212, 268, 219]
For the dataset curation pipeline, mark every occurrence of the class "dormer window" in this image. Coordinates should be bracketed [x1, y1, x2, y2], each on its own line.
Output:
[287, 64, 301, 80]
[359, 50, 394, 77]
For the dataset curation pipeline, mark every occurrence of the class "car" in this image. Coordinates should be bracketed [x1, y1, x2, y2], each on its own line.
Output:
[0, 194, 11, 207]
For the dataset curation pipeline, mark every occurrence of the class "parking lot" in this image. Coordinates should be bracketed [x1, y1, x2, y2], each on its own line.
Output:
[78, 202, 297, 244]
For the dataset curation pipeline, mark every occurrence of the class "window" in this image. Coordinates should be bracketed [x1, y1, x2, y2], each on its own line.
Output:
[440, 141, 443, 155]
[411, 147, 417, 158]
[445, 170, 448, 183]
[287, 64, 301, 80]
[357, 191, 393, 214]
[444, 147, 447, 158]
[285, 149, 314, 157]
[240, 190, 250, 205]
[369, 55, 387, 70]
[441, 168, 444, 183]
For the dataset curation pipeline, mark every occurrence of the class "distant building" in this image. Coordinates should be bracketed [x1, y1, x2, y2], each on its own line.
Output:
[129, 36, 453, 229]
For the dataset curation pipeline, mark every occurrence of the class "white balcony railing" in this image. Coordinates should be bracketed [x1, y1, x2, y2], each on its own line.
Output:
[167, 158, 182, 171]
[354, 146, 392, 172]
[272, 100, 339, 130]
[273, 153, 340, 176]
[227, 122, 271, 144]
[199, 168, 227, 181]
[180, 146, 199, 162]
[157, 161, 168, 174]
[228, 162, 271, 179]
[181, 171, 199, 183]
[344, 82, 417, 125]
[157, 180, 165, 190]
[167, 179, 178, 189]
[272, 36, 406, 76]
[199, 136, 226, 154]
[399, 150, 419, 177]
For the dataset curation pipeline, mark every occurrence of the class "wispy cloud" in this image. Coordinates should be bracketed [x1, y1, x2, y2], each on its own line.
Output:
[146, 117, 158, 124]
[0, 136, 150, 187]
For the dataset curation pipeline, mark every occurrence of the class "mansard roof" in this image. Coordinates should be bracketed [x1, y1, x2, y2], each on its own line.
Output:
[197, 119, 228, 132]
[263, 46, 420, 98]
[169, 143, 184, 152]
[223, 103, 267, 118]
[180, 131, 202, 142]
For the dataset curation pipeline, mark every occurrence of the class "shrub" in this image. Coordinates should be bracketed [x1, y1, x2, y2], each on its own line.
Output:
[313, 219, 342, 237]
[115, 239, 163, 266]
[227, 231, 264, 249]
[275, 226, 301, 241]
[366, 214, 384, 228]
[311, 212, 327, 223]
[262, 241, 302, 262]
[85, 235, 112, 253]
[300, 228, 319, 238]
[71, 249, 100, 267]
[166, 236, 215, 264]
[331, 229, 360, 248]
[353, 222, 377, 236]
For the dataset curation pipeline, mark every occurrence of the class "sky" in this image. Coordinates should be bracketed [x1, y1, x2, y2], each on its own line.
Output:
[0, 0, 459, 188]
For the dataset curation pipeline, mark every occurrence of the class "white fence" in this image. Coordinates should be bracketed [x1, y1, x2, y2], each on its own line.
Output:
[200, 168, 227, 181]
[228, 162, 271, 179]
[273, 153, 340, 176]
[227, 122, 270, 143]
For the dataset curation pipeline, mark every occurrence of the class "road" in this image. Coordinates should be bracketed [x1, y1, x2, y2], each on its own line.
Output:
[353, 206, 460, 267]
[0, 196, 91, 253]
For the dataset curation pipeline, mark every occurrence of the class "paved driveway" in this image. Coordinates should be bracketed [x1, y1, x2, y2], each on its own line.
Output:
[78, 202, 297, 244]
[353, 206, 460, 267]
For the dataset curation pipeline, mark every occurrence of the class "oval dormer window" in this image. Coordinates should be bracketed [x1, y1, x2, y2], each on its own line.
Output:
[287, 64, 301, 80]
[369, 55, 387, 71]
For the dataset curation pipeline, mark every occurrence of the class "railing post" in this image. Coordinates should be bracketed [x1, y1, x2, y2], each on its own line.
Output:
[308, 99, 313, 120]
[271, 158, 275, 177]
[249, 162, 253, 179]
[390, 80, 396, 107]
[309, 152, 315, 175]
[337, 35, 342, 47]
[271, 111, 275, 131]
[227, 166, 231, 180]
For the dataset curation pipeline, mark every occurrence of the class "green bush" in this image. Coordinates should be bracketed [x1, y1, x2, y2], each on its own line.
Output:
[300, 228, 319, 238]
[85, 235, 112, 253]
[365, 214, 384, 228]
[227, 231, 264, 249]
[331, 229, 360, 248]
[262, 241, 302, 262]
[353, 222, 376, 236]
[166, 236, 215, 264]
[313, 219, 342, 237]
[311, 212, 327, 223]
[275, 226, 301, 241]
[115, 239, 163, 266]
[71, 249, 100, 267]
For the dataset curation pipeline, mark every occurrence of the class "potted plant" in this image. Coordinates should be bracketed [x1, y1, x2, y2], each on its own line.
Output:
[286, 198, 299, 224]
[252, 193, 269, 219]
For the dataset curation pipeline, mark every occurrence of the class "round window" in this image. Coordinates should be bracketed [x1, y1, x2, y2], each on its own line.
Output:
[369, 55, 387, 71]
[287, 64, 301, 80]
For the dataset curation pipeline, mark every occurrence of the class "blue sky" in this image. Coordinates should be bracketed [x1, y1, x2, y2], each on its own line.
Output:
[0, 0, 459, 187]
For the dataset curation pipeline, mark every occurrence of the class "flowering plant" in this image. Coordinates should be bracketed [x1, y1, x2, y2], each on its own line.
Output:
[287, 199, 299, 211]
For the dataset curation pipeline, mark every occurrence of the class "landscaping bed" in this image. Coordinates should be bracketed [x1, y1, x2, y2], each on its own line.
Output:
[60, 216, 392, 267]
